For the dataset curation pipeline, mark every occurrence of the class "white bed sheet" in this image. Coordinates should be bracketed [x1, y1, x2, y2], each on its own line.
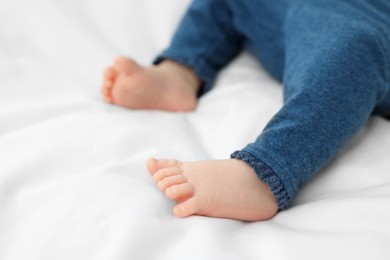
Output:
[1, 0, 390, 259]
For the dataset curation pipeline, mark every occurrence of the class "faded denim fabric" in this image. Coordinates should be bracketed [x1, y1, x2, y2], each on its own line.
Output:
[155, 0, 390, 210]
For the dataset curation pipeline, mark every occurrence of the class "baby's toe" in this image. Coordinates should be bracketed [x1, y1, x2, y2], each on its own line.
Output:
[147, 158, 183, 174]
[153, 167, 182, 182]
[146, 158, 158, 175]
[101, 67, 117, 102]
[156, 159, 183, 169]
[158, 174, 187, 191]
[104, 67, 116, 81]
[165, 183, 194, 201]
[101, 85, 113, 102]
[173, 197, 205, 218]
[113, 57, 140, 75]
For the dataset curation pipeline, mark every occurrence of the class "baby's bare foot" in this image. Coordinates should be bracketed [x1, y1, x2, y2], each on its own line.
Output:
[147, 158, 278, 221]
[101, 57, 200, 112]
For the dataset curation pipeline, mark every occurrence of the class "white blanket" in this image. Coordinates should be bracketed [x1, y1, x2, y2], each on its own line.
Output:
[1, 1, 390, 259]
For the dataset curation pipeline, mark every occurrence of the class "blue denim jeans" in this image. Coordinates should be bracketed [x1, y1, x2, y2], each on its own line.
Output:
[155, 0, 390, 210]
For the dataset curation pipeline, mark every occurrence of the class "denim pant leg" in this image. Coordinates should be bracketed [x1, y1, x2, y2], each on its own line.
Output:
[154, 0, 243, 96]
[232, 0, 390, 210]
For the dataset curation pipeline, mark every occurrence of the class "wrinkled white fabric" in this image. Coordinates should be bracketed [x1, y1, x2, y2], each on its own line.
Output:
[1, 1, 390, 259]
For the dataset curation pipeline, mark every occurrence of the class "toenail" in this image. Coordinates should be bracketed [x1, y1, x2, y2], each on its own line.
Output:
[166, 187, 176, 196]
[157, 180, 166, 188]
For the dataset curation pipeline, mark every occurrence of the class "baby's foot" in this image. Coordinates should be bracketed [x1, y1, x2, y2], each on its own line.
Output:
[101, 57, 200, 112]
[147, 158, 278, 221]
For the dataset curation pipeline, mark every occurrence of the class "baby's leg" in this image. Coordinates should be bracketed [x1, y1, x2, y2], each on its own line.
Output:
[147, 1, 390, 220]
[101, 57, 200, 111]
[147, 158, 278, 221]
[233, 1, 390, 209]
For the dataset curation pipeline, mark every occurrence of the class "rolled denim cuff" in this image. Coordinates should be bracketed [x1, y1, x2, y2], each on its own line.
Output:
[153, 50, 216, 97]
[231, 150, 290, 210]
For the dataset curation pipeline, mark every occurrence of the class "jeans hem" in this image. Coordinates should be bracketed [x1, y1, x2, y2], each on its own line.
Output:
[231, 150, 290, 210]
[153, 51, 215, 97]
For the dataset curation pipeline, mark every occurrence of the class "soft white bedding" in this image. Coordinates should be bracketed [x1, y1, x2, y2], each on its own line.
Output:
[1, 0, 390, 259]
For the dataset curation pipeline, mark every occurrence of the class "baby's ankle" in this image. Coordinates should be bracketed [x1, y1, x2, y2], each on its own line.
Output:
[157, 60, 201, 96]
